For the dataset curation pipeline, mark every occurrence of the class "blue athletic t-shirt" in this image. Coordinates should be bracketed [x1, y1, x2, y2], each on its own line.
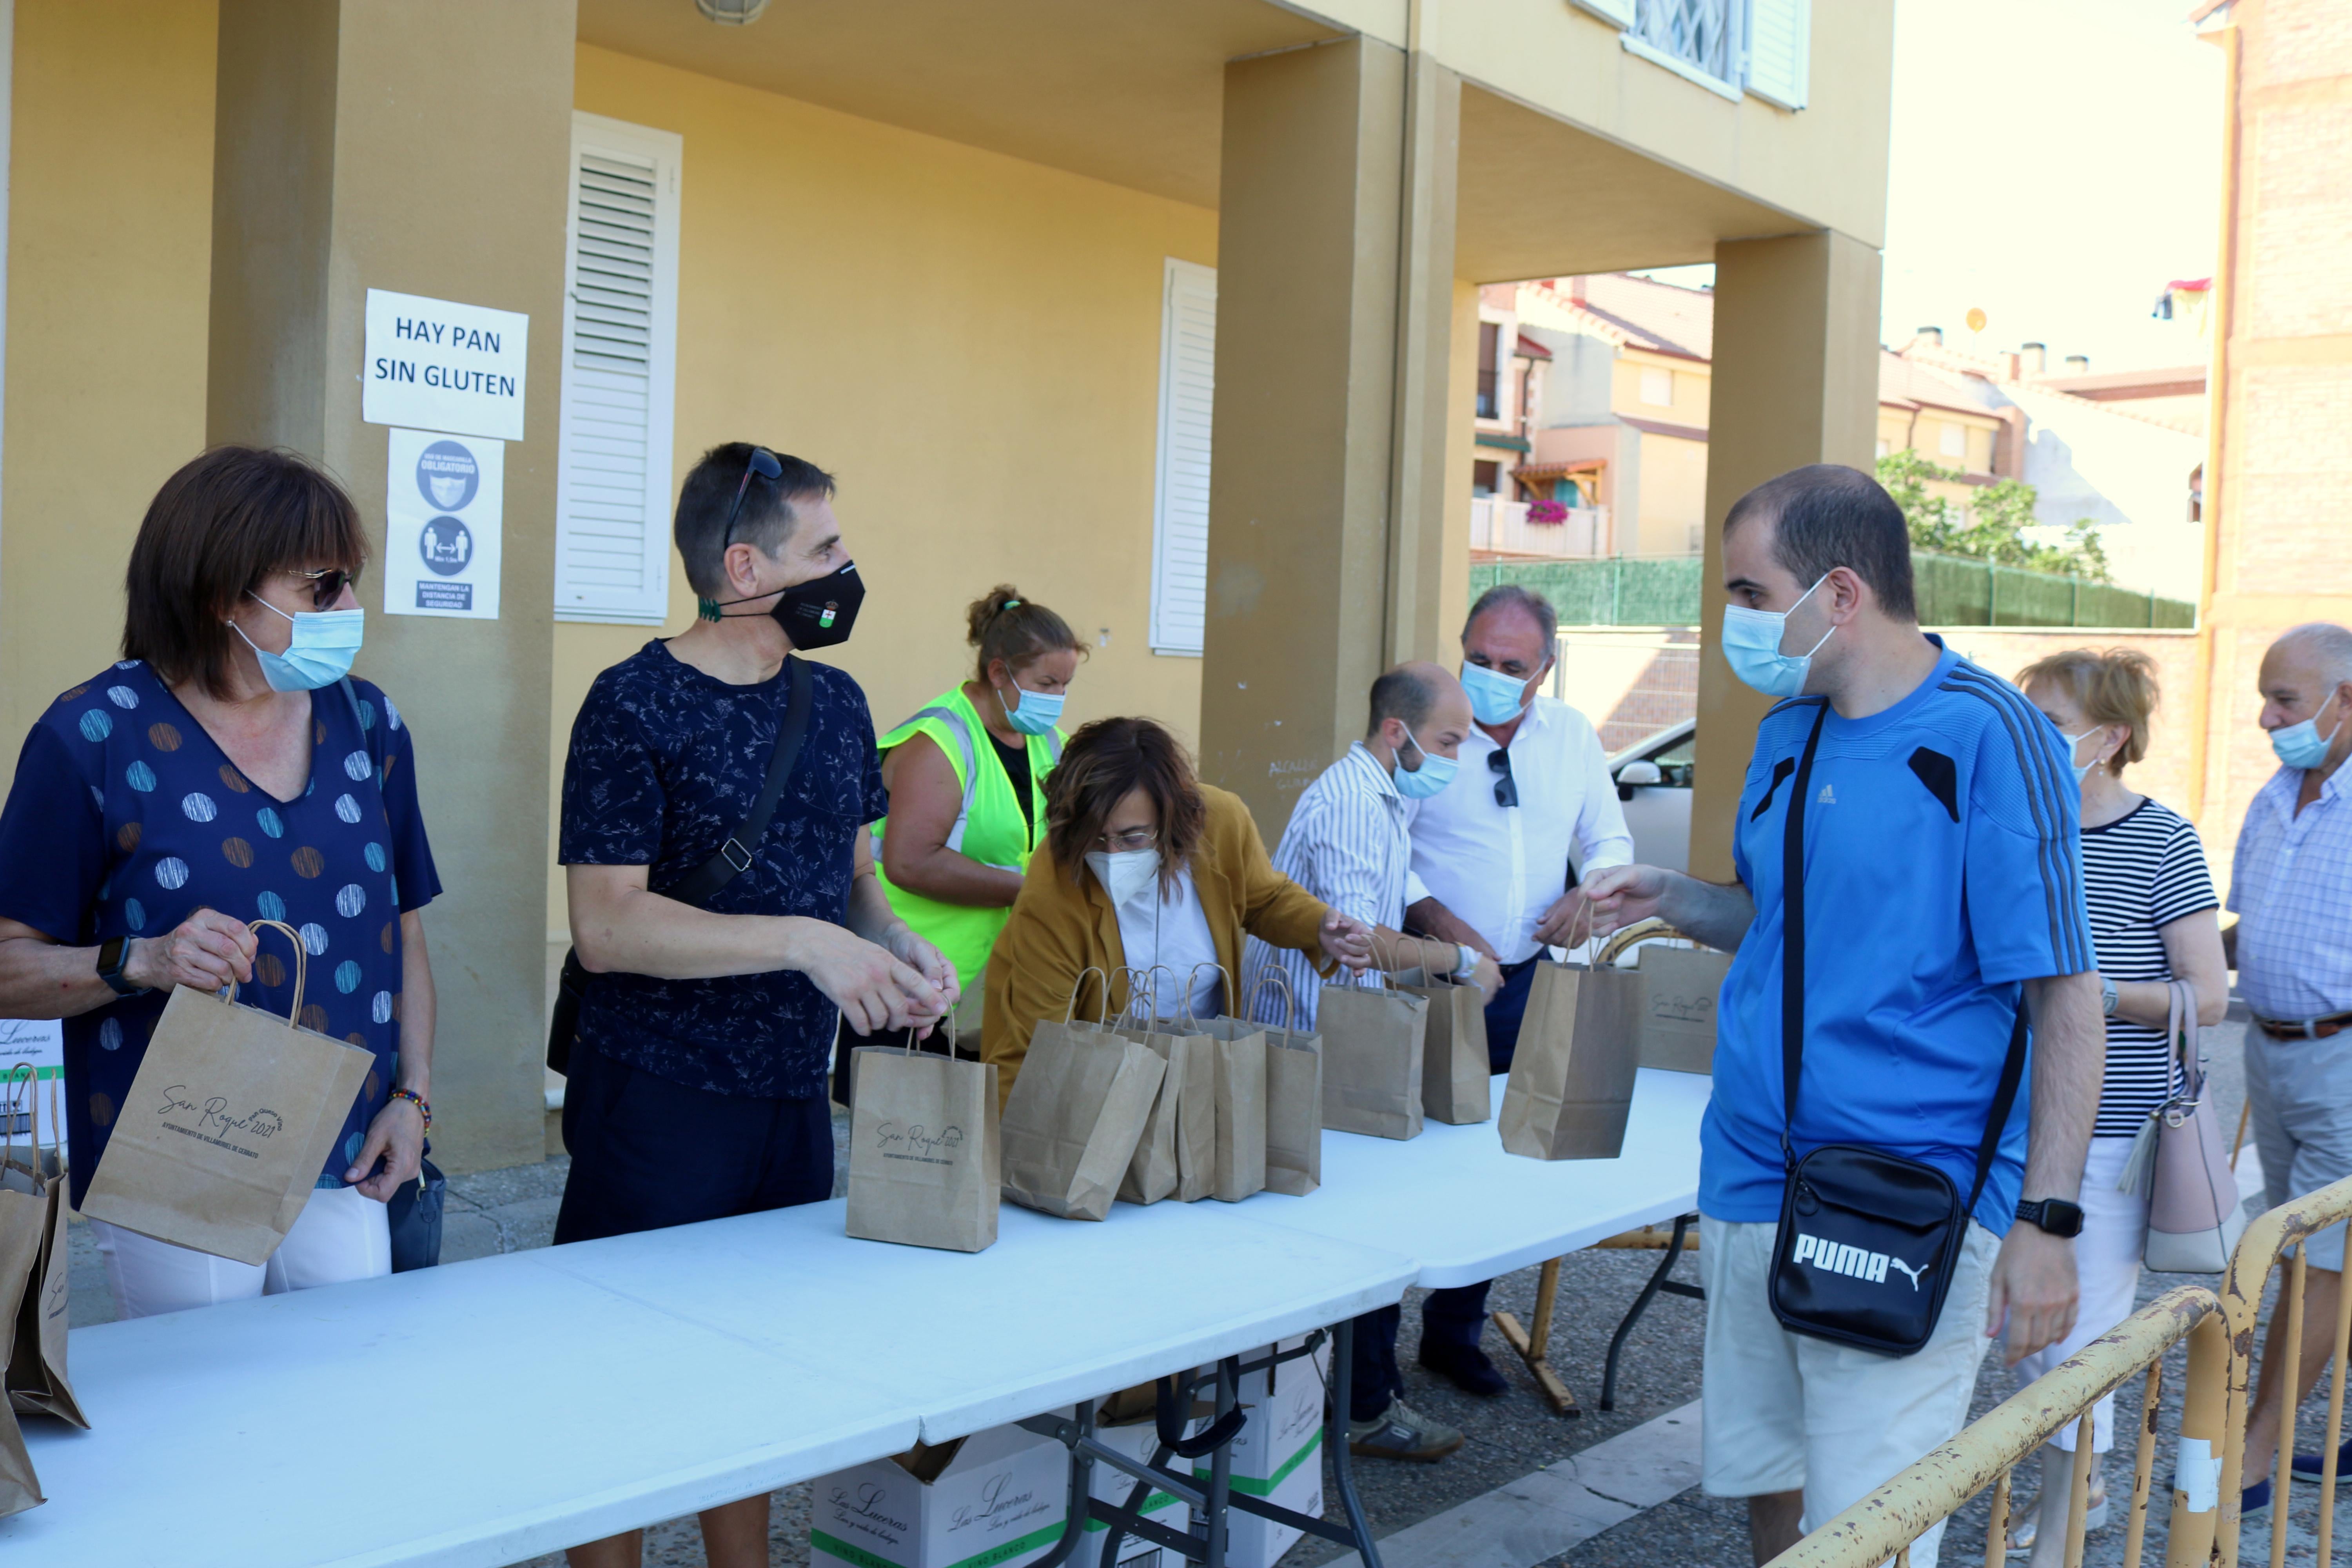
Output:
[1701, 640, 2092, 1237]
[559, 642, 889, 1100]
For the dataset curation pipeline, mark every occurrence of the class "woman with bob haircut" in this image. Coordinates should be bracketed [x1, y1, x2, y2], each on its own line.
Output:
[0, 445, 442, 1319]
[982, 715, 1374, 1098]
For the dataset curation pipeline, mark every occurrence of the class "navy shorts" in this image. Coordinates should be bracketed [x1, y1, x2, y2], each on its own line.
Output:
[552, 1042, 835, 1245]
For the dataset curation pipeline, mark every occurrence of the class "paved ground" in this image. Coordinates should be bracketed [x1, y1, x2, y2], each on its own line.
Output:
[66, 1018, 2328, 1568]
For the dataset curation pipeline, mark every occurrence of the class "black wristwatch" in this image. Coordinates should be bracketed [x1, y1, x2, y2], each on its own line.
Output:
[96, 936, 145, 998]
[2016, 1196, 2085, 1238]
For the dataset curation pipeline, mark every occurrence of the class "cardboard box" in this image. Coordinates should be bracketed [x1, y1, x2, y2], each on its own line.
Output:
[1074, 1417, 1192, 1568]
[812, 1421, 1070, 1568]
[1192, 1337, 1328, 1568]
[1635, 946, 1733, 1074]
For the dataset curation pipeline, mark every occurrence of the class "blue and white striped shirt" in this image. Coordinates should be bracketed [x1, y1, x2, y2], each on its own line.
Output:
[2230, 762, 2352, 1021]
[1242, 744, 1414, 1032]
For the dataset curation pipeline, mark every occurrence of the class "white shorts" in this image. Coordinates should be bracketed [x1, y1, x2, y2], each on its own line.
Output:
[1700, 1213, 1999, 1568]
[92, 1182, 392, 1320]
[2012, 1136, 2145, 1452]
[2245, 1030, 2352, 1272]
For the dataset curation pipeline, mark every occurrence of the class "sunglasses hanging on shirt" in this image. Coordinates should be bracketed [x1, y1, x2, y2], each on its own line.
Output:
[1487, 748, 1518, 808]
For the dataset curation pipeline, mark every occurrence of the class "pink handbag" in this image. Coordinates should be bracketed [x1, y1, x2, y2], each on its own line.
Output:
[2123, 980, 2248, 1273]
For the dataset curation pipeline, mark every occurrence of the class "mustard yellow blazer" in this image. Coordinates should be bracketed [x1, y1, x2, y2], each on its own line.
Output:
[981, 785, 1331, 1101]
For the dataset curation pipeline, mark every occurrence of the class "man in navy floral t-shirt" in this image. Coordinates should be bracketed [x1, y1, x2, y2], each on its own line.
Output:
[555, 442, 951, 1568]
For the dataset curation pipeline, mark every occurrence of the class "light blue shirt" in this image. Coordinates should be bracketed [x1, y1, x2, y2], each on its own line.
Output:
[2230, 763, 2352, 1021]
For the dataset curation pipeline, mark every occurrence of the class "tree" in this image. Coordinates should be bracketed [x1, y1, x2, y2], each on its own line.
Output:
[1874, 450, 2110, 583]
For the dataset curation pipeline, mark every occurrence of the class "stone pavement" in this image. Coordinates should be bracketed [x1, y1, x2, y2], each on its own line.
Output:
[62, 1021, 2308, 1568]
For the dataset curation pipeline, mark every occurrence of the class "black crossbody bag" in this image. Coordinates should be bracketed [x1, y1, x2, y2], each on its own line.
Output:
[546, 656, 813, 1074]
[1767, 701, 2029, 1357]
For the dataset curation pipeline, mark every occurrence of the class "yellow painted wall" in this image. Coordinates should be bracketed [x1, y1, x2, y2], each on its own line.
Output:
[0, 0, 218, 748]
[1610, 349, 1710, 428]
[551, 45, 1218, 931]
[1634, 431, 1708, 555]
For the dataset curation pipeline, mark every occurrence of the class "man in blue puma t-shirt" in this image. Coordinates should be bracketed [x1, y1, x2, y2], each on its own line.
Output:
[1584, 465, 2103, 1568]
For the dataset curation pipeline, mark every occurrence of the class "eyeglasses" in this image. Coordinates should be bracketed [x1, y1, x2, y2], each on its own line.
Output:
[289, 566, 362, 610]
[719, 446, 785, 553]
[1488, 748, 1518, 809]
[1095, 827, 1159, 853]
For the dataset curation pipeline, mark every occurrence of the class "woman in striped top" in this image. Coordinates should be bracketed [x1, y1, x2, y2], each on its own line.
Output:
[2008, 648, 2228, 1559]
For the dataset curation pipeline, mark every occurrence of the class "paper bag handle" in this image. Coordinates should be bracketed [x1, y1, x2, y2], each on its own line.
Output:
[1110, 965, 1156, 1027]
[1245, 967, 1299, 1033]
[1062, 965, 1112, 1027]
[0, 1063, 30, 1183]
[224, 919, 310, 1027]
[1180, 963, 1233, 1024]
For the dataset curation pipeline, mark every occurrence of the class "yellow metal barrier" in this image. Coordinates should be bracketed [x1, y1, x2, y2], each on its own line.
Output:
[1764, 1286, 2229, 1568]
[2214, 1172, 2352, 1568]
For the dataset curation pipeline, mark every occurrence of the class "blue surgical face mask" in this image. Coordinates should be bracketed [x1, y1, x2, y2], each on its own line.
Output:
[1720, 574, 1834, 700]
[2271, 688, 2343, 770]
[1393, 730, 1459, 800]
[1461, 660, 1536, 726]
[998, 678, 1065, 737]
[229, 595, 364, 692]
[2063, 725, 2107, 786]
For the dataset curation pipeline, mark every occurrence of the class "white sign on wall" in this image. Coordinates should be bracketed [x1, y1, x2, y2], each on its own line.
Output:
[384, 428, 504, 619]
[362, 288, 530, 441]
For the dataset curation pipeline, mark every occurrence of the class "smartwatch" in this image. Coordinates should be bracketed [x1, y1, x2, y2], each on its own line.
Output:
[96, 936, 145, 998]
[2101, 976, 2119, 1016]
[2016, 1196, 2085, 1239]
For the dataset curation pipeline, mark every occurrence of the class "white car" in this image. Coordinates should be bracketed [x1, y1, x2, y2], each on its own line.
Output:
[1607, 719, 1695, 874]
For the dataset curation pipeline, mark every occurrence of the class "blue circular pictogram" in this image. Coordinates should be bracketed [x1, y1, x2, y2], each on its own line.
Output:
[418, 517, 474, 577]
[416, 439, 479, 512]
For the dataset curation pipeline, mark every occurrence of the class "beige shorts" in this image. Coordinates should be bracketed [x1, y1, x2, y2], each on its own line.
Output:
[1700, 1214, 2000, 1568]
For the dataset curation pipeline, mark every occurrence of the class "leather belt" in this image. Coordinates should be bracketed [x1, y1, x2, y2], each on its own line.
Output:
[2255, 1011, 2352, 1041]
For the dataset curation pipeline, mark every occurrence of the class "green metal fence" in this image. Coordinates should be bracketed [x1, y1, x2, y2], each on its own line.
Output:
[1471, 552, 2194, 630]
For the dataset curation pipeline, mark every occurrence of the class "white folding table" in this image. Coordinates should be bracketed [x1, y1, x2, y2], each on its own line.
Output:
[1, 1199, 1414, 1568]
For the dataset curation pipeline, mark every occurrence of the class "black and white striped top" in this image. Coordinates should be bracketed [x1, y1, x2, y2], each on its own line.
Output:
[2085, 797, 2220, 1137]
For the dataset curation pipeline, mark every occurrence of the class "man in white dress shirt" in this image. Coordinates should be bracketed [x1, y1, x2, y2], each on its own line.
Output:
[1403, 583, 1635, 1395]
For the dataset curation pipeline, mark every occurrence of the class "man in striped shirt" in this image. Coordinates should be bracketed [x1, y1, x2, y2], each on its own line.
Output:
[1243, 663, 1500, 1464]
[2232, 622, 2352, 1497]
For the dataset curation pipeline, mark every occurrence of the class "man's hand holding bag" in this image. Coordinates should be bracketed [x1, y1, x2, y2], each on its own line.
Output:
[80, 920, 374, 1265]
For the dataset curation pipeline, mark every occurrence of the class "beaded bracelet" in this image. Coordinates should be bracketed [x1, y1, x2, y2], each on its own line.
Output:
[387, 1087, 431, 1132]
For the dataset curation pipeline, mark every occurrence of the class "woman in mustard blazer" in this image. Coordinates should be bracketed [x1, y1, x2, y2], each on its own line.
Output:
[982, 717, 1373, 1097]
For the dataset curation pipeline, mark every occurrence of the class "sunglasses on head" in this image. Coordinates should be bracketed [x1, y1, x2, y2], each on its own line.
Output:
[289, 566, 362, 610]
[720, 446, 785, 553]
[1488, 747, 1518, 809]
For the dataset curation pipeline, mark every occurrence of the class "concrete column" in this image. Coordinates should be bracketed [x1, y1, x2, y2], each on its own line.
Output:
[1200, 36, 1460, 833]
[1688, 231, 1882, 883]
[207, 0, 576, 1174]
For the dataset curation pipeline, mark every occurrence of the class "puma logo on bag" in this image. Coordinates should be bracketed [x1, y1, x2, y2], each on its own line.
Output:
[1791, 1231, 1931, 1290]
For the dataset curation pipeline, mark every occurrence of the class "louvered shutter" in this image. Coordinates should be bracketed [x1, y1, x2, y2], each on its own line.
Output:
[1745, 0, 1810, 110]
[554, 113, 683, 625]
[1149, 259, 1216, 656]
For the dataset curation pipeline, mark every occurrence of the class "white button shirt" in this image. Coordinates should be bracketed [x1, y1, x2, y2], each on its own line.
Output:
[1406, 695, 1634, 965]
[2230, 762, 2352, 1020]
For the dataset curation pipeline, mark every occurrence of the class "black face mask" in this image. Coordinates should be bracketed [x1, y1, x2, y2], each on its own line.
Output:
[768, 560, 864, 649]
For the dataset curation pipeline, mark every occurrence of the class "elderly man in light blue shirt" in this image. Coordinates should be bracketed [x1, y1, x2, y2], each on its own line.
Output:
[2234, 622, 2352, 1499]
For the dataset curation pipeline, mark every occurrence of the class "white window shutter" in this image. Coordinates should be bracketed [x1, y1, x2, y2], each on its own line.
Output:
[1150, 259, 1216, 656]
[554, 112, 683, 625]
[1745, 0, 1810, 110]
[1573, 0, 1637, 25]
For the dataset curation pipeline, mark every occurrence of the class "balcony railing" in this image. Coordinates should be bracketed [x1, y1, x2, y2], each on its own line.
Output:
[1470, 498, 1609, 559]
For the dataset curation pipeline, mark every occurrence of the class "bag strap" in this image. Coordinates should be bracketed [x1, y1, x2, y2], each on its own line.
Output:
[663, 656, 814, 907]
[1778, 698, 2029, 1215]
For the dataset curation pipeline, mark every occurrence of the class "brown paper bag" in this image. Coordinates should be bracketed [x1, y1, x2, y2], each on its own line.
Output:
[1317, 973, 1428, 1141]
[1397, 966, 1492, 1125]
[1110, 969, 1196, 1206]
[845, 1014, 1001, 1253]
[1170, 965, 1265, 1202]
[0, 1070, 46, 1516]
[1002, 969, 1167, 1221]
[80, 921, 373, 1265]
[1499, 956, 1642, 1160]
[3, 1073, 83, 1427]
[1247, 971, 1323, 1197]
[1635, 945, 1732, 1074]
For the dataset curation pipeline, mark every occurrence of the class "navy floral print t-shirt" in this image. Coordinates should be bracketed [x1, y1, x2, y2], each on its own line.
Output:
[560, 641, 889, 1100]
[0, 661, 441, 1207]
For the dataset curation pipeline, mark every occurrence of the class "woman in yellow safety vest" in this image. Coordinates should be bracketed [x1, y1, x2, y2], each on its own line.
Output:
[843, 587, 1082, 1093]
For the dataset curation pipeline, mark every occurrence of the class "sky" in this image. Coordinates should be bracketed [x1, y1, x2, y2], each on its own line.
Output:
[1639, 0, 2225, 374]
